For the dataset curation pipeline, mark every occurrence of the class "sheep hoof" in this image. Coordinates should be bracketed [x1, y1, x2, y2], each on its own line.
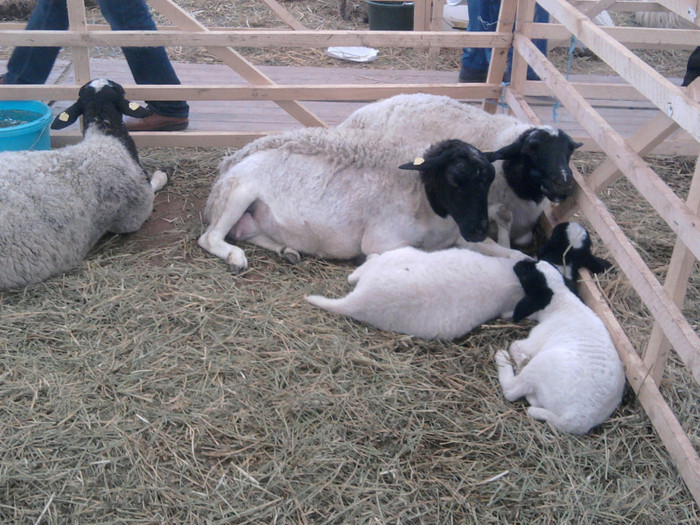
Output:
[281, 247, 301, 264]
[226, 251, 248, 275]
[150, 169, 168, 192]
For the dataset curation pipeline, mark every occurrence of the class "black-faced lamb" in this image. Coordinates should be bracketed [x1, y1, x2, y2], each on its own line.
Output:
[198, 134, 500, 273]
[338, 93, 583, 247]
[536, 221, 611, 294]
[0, 78, 167, 290]
[305, 222, 609, 340]
[495, 260, 625, 434]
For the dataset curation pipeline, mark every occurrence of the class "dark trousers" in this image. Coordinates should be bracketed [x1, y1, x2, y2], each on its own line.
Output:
[5, 0, 189, 118]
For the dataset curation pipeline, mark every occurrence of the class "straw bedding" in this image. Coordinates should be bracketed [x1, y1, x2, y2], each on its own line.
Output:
[1, 1, 699, 523]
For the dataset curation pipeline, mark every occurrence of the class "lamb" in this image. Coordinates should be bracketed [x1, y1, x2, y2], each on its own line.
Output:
[536, 221, 611, 294]
[198, 134, 501, 273]
[305, 221, 608, 340]
[0, 78, 167, 290]
[495, 260, 625, 434]
[306, 245, 529, 340]
[338, 93, 583, 247]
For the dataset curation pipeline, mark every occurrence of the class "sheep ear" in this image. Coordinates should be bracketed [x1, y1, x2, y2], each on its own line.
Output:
[117, 99, 151, 118]
[582, 254, 612, 274]
[486, 140, 521, 162]
[399, 155, 442, 172]
[512, 288, 553, 322]
[51, 102, 83, 129]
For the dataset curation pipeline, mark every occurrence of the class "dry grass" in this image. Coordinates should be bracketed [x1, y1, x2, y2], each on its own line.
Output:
[1, 1, 699, 523]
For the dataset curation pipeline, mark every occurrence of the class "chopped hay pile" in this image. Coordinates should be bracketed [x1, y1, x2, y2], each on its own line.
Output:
[1, 1, 699, 523]
[1, 148, 698, 523]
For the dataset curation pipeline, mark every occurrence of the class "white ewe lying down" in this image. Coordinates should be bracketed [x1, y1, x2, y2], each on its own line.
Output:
[305, 221, 608, 340]
[199, 134, 499, 273]
[339, 93, 583, 247]
[0, 79, 167, 290]
[495, 260, 625, 434]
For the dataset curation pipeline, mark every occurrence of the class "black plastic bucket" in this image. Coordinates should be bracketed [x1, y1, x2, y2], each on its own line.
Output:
[365, 1, 414, 31]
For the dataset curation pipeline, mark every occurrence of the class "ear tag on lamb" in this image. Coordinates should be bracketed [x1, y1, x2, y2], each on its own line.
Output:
[58, 112, 70, 122]
[412, 157, 425, 166]
[128, 102, 141, 111]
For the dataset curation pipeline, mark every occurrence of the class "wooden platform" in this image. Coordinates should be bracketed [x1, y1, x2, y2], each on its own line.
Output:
[4, 57, 695, 155]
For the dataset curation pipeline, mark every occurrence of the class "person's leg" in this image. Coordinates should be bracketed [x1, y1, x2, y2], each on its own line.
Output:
[504, 4, 549, 81]
[98, 0, 189, 120]
[460, 0, 500, 82]
[4, 0, 69, 84]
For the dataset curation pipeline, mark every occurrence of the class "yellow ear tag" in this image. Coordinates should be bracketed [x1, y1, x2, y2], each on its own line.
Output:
[128, 102, 140, 110]
[59, 112, 70, 122]
[413, 157, 425, 166]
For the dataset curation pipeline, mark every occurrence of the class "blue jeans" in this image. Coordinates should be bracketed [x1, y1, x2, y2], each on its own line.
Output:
[461, 0, 548, 80]
[5, 0, 188, 118]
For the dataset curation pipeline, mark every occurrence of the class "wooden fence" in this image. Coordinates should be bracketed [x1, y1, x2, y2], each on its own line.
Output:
[1, 0, 699, 509]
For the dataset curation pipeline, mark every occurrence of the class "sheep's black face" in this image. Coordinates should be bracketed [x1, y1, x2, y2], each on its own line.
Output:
[400, 139, 496, 243]
[442, 154, 495, 242]
[522, 128, 581, 203]
[491, 128, 583, 204]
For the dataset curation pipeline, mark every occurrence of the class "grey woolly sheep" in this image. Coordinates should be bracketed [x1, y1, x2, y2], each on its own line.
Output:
[0, 78, 166, 290]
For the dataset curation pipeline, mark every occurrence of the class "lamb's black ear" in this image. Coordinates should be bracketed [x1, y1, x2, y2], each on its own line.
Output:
[51, 101, 83, 129]
[513, 294, 551, 323]
[117, 99, 151, 118]
[512, 260, 553, 322]
[581, 253, 612, 274]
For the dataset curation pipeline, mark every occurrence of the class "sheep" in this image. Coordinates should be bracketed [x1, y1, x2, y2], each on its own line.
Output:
[0, 78, 167, 290]
[536, 221, 611, 294]
[683, 47, 700, 87]
[198, 134, 503, 273]
[338, 93, 583, 247]
[635, 10, 697, 30]
[307, 245, 530, 340]
[305, 221, 609, 340]
[494, 260, 625, 434]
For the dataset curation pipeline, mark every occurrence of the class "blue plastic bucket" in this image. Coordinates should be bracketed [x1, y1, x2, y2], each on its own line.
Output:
[0, 101, 53, 151]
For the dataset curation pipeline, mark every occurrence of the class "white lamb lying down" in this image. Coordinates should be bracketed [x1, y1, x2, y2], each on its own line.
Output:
[495, 260, 625, 434]
[307, 245, 529, 340]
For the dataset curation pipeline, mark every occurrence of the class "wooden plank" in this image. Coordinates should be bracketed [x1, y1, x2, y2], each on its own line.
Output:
[66, 0, 90, 86]
[0, 28, 513, 49]
[552, 111, 681, 220]
[537, 0, 700, 142]
[147, 0, 326, 128]
[484, 0, 517, 113]
[576, 267, 700, 508]
[656, 0, 700, 26]
[259, 0, 307, 31]
[531, 24, 700, 48]
[643, 154, 700, 383]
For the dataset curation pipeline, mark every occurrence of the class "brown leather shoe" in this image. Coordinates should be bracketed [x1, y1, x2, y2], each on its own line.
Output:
[124, 110, 188, 132]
